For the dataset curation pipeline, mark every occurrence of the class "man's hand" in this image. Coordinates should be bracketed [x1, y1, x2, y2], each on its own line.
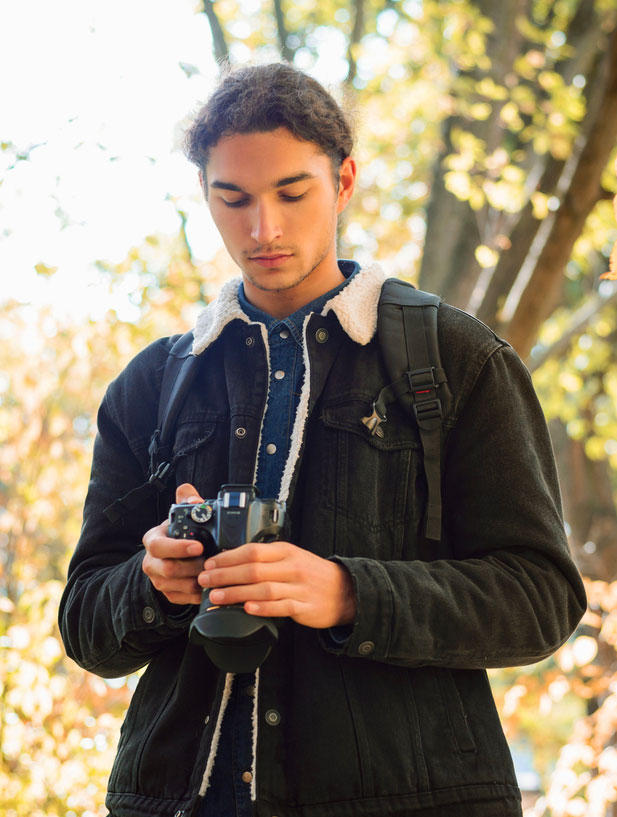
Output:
[198, 541, 357, 630]
[142, 483, 207, 606]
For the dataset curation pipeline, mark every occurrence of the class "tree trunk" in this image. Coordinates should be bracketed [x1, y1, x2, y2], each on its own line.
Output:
[550, 419, 617, 581]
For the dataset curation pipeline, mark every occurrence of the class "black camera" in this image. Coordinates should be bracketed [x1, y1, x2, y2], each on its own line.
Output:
[168, 484, 286, 673]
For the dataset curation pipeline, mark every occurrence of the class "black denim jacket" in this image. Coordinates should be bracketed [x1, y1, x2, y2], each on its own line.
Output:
[59, 268, 586, 817]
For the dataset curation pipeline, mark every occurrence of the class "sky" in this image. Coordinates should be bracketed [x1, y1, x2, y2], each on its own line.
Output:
[1, 0, 235, 319]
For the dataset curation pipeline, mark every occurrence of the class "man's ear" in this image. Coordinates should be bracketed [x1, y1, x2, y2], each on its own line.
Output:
[336, 156, 356, 215]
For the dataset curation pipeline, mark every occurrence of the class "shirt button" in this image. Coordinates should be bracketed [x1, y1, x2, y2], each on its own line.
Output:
[266, 443, 277, 455]
[315, 328, 329, 343]
[358, 640, 375, 656]
[245, 336, 255, 347]
[235, 427, 247, 438]
[244, 684, 256, 697]
[279, 329, 290, 339]
[142, 607, 156, 624]
[274, 370, 285, 380]
[265, 709, 281, 726]
[241, 771, 253, 783]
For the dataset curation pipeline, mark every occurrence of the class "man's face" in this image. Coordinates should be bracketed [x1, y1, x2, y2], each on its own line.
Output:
[203, 127, 356, 317]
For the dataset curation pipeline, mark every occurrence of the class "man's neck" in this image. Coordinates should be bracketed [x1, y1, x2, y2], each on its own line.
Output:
[242, 265, 346, 319]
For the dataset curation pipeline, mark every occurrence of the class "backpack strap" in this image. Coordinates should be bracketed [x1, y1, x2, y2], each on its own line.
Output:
[361, 279, 452, 541]
[103, 331, 200, 524]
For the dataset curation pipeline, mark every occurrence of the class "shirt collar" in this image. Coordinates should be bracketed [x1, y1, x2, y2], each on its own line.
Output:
[192, 261, 387, 356]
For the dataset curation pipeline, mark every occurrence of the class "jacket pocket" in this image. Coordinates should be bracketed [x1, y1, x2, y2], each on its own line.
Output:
[337, 660, 430, 798]
[317, 397, 425, 554]
[172, 418, 227, 494]
[437, 669, 477, 753]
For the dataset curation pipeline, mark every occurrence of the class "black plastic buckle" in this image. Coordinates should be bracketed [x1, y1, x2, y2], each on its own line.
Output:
[148, 461, 172, 492]
[406, 367, 438, 392]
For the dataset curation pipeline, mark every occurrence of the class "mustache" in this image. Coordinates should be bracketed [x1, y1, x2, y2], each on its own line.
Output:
[246, 246, 294, 257]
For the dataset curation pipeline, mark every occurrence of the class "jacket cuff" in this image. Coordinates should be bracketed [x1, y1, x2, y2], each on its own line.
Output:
[319, 556, 394, 660]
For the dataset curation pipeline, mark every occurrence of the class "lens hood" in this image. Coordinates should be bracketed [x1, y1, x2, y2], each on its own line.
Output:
[189, 604, 278, 673]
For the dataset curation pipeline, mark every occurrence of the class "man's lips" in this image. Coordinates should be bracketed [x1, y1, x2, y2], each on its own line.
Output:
[249, 253, 293, 268]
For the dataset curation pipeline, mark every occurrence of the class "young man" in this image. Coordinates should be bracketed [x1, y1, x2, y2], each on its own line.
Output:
[59, 63, 586, 817]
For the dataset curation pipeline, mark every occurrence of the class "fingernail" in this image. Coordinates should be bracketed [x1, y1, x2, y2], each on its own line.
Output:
[187, 543, 202, 556]
[210, 590, 223, 602]
[205, 558, 216, 570]
[188, 496, 200, 503]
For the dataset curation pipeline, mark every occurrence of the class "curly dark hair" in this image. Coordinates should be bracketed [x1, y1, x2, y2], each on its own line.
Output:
[183, 62, 354, 178]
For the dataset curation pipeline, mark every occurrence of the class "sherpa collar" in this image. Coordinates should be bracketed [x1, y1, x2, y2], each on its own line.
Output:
[192, 262, 387, 355]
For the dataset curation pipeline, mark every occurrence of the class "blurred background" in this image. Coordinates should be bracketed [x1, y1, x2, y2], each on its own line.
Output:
[1, 0, 617, 814]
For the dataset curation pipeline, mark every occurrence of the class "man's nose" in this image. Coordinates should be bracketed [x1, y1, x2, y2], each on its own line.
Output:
[250, 201, 282, 244]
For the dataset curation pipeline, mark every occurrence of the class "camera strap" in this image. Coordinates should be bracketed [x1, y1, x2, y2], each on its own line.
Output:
[361, 279, 453, 542]
[103, 331, 199, 524]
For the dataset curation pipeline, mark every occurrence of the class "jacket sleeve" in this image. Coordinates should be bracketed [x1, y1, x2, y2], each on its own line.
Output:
[58, 339, 194, 679]
[324, 342, 587, 669]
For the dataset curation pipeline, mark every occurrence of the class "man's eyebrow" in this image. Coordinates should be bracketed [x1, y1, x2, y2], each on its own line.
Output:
[274, 172, 315, 188]
[209, 172, 315, 193]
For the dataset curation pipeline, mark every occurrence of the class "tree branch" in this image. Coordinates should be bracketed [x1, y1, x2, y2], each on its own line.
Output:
[504, 27, 617, 359]
[345, 0, 366, 86]
[527, 286, 617, 373]
[273, 0, 295, 63]
[201, 0, 229, 65]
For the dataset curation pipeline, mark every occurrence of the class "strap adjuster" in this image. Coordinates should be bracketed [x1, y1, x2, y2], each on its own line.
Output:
[407, 367, 439, 392]
[413, 398, 442, 423]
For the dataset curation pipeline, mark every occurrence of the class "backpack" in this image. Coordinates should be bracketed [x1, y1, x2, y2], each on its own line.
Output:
[104, 279, 452, 541]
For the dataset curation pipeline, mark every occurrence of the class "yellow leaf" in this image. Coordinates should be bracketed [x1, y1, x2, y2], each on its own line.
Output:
[34, 262, 58, 277]
[531, 192, 550, 220]
[571, 635, 598, 666]
[475, 244, 499, 268]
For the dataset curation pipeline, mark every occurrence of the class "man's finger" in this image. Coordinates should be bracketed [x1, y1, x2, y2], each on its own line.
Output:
[144, 534, 204, 560]
[204, 541, 290, 569]
[176, 482, 204, 504]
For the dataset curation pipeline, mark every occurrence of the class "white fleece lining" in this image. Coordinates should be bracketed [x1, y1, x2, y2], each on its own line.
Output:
[250, 668, 260, 800]
[199, 672, 235, 797]
[279, 311, 313, 504]
[191, 263, 386, 355]
[252, 324, 271, 487]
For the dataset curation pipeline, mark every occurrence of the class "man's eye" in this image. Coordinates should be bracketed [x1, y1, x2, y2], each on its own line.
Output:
[222, 198, 248, 208]
[281, 193, 305, 202]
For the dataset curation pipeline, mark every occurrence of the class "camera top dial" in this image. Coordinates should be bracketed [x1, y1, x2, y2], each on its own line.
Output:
[190, 503, 214, 524]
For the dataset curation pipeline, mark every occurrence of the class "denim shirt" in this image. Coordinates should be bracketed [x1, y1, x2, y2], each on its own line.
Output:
[201, 260, 359, 816]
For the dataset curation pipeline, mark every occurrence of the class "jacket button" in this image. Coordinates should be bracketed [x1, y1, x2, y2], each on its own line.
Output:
[315, 328, 329, 343]
[142, 607, 156, 624]
[241, 771, 253, 783]
[235, 427, 247, 438]
[265, 708, 281, 726]
[245, 336, 255, 347]
[358, 640, 375, 656]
